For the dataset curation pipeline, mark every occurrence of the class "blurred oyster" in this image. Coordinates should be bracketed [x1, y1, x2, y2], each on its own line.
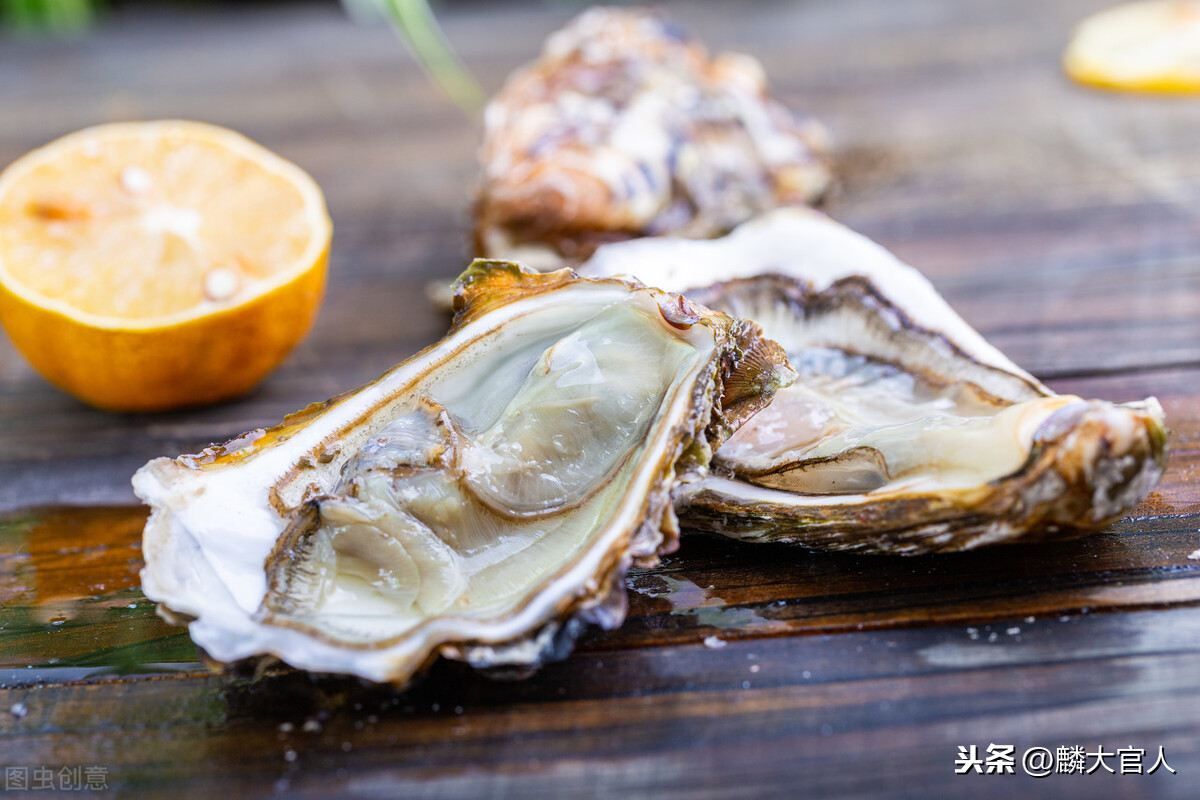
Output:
[582, 209, 1168, 554]
[135, 260, 792, 684]
[474, 6, 831, 270]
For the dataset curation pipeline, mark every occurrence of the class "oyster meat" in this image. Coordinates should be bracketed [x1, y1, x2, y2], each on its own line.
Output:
[135, 260, 792, 683]
[474, 6, 831, 270]
[582, 209, 1168, 553]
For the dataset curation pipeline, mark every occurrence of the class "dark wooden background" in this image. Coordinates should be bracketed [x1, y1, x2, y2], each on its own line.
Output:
[2, 1, 1199, 797]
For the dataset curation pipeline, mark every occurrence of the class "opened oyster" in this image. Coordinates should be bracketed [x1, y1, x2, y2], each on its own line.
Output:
[135, 260, 792, 683]
[474, 6, 831, 270]
[582, 209, 1168, 553]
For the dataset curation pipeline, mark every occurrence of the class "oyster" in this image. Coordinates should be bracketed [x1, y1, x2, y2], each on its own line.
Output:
[474, 6, 831, 270]
[582, 209, 1168, 554]
[134, 260, 792, 683]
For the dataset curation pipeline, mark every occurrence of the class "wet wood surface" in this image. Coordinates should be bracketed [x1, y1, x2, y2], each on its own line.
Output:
[1, 0, 1199, 797]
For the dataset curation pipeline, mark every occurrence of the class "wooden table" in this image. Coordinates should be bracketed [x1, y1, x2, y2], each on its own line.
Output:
[2, 1, 1199, 796]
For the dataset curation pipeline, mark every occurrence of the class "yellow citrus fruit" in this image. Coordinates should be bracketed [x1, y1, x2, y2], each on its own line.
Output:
[0, 120, 331, 412]
[1064, 1, 1200, 93]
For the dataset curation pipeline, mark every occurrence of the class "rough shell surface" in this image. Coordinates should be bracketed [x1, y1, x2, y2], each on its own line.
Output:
[474, 6, 831, 270]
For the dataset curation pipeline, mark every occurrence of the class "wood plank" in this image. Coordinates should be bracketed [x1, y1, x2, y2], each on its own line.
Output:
[3, 607, 1198, 797]
[2, 1, 1199, 796]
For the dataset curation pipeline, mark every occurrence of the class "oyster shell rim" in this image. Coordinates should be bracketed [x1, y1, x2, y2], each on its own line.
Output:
[134, 259, 793, 682]
[579, 208, 1170, 554]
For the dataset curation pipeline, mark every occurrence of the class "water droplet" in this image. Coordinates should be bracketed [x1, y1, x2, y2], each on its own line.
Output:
[121, 165, 153, 195]
[204, 268, 240, 302]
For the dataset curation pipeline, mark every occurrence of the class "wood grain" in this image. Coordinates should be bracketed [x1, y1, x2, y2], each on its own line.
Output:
[1, 0, 1199, 797]
[3, 609, 1199, 798]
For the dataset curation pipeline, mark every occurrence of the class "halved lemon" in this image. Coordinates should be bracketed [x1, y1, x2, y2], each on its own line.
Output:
[1064, 1, 1200, 93]
[0, 121, 331, 411]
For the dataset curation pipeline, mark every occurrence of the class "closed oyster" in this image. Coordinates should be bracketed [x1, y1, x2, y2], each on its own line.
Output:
[582, 209, 1168, 554]
[134, 260, 792, 683]
[474, 6, 831, 270]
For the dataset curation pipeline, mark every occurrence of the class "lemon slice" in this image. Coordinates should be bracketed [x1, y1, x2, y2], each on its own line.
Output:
[1064, 1, 1200, 93]
[0, 121, 332, 411]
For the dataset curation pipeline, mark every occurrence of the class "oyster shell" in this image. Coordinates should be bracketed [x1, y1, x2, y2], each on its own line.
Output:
[474, 6, 831, 270]
[582, 209, 1168, 554]
[134, 260, 792, 683]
